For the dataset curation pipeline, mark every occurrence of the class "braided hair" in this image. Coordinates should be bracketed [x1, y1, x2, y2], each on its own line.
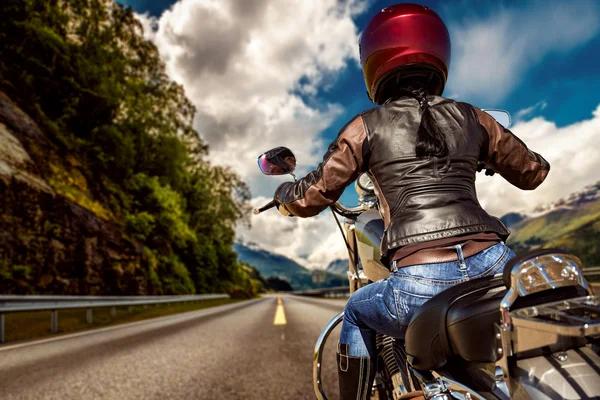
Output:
[383, 77, 449, 158]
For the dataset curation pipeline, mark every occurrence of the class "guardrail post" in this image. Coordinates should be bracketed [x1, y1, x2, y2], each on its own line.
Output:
[0, 314, 5, 343]
[86, 308, 93, 324]
[51, 310, 58, 333]
[110, 307, 116, 318]
[128, 306, 133, 313]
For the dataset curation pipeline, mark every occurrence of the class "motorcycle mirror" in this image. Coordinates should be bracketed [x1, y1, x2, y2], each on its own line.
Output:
[257, 147, 297, 176]
[483, 109, 511, 129]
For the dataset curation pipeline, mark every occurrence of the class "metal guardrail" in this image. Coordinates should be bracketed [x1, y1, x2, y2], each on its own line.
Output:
[0, 294, 229, 343]
[294, 286, 350, 297]
[583, 267, 600, 277]
[583, 268, 600, 294]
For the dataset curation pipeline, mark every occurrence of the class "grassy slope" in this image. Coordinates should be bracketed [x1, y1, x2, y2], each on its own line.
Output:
[509, 200, 600, 244]
[546, 219, 600, 269]
[507, 199, 600, 269]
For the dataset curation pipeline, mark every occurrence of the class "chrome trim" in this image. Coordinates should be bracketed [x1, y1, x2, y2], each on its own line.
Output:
[493, 366, 510, 399]
[313, 312, 344, 400]
[482, 108, 512, 128]
[515, 347, 600, 398]
[422, 379, 449, 399]
[333, 201, 366, 215]
[504, 253, 587, 306]
[496, 252, 591, 397]
[344, 219, 363, 294]
[414, 369, 487, 400]
[358, 196, 378, 208]
[438, 376, 487, 400]
[419, 375, 488, 400]
[354, 210, 389, 282]
[552, 351, 568, 362]
[511, 295, 600, 353]
[355, 173, 375, 198]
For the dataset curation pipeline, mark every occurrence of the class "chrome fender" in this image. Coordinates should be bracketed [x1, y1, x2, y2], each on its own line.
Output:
[313, 311, 344, 400]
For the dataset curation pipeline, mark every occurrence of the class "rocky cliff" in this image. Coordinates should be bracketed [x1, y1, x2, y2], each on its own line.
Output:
[0, 91, 146, 294]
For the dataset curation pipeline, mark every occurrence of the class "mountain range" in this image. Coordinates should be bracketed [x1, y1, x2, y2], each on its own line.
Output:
[233, 242, 346, 291]
[504, 181, 600, 270]
[325, 259, 349, 275]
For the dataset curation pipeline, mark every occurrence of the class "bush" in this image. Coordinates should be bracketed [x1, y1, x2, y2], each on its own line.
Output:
[124, 212, 156, 241]
[158, 255, 195, 295]
[0, 263, 34, 293]
[127, 173, 196, 248]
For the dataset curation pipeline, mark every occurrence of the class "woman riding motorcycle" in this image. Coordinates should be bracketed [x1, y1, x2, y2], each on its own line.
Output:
[272, 4, 550, 399]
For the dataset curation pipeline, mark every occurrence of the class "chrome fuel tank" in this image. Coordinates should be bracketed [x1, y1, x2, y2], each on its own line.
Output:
[354, 209, 390, 281]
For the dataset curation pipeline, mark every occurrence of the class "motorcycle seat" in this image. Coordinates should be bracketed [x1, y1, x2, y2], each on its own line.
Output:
[404, 248, 590, 371]
[404, 275, 506, 371]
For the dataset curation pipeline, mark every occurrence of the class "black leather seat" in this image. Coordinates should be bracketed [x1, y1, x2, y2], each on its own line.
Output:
[404, 248, 590, 371]
[404, 275, 506, 371]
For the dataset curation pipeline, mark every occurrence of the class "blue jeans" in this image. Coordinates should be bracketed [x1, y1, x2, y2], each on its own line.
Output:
[339, 242, 515, 357]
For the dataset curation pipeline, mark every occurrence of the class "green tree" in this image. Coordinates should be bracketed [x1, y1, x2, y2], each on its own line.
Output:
[0, 0, 257, 295]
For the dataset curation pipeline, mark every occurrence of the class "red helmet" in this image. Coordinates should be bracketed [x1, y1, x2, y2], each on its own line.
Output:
[359, 3, 451, 104]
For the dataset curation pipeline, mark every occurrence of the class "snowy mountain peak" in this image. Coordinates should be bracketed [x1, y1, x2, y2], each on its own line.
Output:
[501, 181, 600, 222]
[530, 181, 600, 216]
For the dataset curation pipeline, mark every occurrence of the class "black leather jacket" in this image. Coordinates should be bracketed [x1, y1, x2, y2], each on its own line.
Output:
[275, 96, 550, 261]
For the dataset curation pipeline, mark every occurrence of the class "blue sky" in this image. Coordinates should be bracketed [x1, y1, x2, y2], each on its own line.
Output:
[122, 0, 600, 124]
[123, 0, 600, 267]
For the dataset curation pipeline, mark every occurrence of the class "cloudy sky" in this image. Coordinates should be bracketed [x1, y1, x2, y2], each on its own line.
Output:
[121, 0, 600, 269]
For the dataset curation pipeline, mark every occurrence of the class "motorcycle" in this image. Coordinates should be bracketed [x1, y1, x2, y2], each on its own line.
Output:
[254, 110, 600, 400]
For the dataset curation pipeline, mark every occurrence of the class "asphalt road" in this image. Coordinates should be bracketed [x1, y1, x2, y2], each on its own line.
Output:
[0, 294, 347, 400]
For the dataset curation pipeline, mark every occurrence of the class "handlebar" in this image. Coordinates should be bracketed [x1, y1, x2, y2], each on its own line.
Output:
[253, 200, 277, 215]
[331, 201, 366, 217]
[255, 164, 495, 218]
[252, 200, 366, 217]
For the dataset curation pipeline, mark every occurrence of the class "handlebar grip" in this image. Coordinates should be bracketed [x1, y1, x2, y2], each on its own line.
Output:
[477, 162, 496, 176]
[253, 200, 277, 215]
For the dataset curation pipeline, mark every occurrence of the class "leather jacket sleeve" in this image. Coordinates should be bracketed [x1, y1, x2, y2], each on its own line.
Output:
[475, 108, 550, 190]
[274, 115, 369, 217]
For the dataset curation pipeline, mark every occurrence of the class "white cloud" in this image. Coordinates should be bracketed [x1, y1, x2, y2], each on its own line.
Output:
[237, 196, 348, 270]
[515, 100, 547, 121]
[476, 104, 600, 216]
[136, 11, 157, 41]
[136, 0, 367, 196]
[135, 0, 368, 269]
[135, 0, 600, 269]
[446, 0, 600, 104]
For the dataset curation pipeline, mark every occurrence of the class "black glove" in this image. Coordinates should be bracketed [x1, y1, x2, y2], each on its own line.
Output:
[274, 182, 294, 217]
[476, 162, 495, 176]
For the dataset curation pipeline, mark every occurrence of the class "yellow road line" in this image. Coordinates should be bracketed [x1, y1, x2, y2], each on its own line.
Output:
[273, 296, 287, 325]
